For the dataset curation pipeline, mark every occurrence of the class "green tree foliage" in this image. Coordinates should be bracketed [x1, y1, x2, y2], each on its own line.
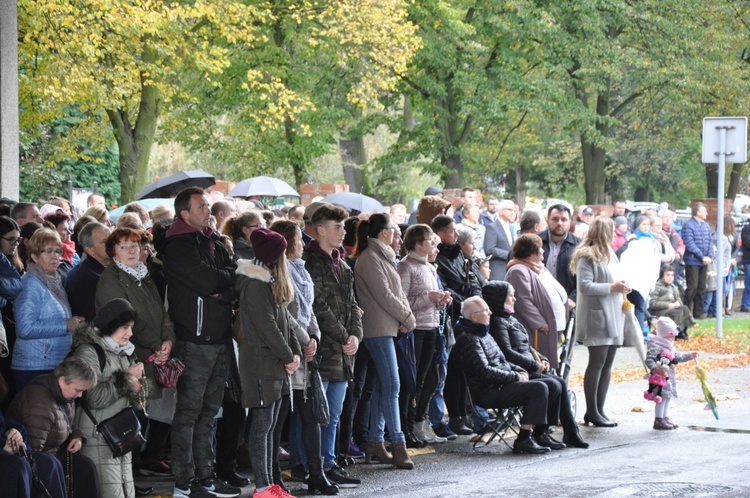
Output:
[161, 0, 420, 189]
[19, 109, 120, 205]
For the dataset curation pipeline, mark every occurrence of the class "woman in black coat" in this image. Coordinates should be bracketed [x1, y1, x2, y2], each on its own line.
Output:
[482, 281, 588, 448]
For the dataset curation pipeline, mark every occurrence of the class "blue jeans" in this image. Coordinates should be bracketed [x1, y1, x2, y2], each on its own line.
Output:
[742, 264, 750, 309]
[705, 290, 717, 316]
[320, 381, 347, 470]
[429, 344, 450, 428]
[364, 336, 405, 445]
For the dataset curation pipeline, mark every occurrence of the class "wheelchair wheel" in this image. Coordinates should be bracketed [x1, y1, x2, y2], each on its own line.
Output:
[568, 389, 577, 418]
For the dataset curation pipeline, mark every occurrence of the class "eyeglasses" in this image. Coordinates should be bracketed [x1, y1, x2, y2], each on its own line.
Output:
[117, 244, 141, 253]
[41, 248, 63, 257]
[1, 236, 22, 245]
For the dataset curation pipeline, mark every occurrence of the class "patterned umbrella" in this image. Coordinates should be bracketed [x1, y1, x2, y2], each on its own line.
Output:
[695, 359, 719, 420]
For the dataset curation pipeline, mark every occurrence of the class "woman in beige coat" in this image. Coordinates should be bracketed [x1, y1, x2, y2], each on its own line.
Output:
[354, 213, 416, 469]
[570, 217, 630, 428]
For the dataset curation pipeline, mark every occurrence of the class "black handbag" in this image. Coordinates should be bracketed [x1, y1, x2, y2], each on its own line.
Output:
[81, 401, 146, 458]
[308, 354, 330, 426]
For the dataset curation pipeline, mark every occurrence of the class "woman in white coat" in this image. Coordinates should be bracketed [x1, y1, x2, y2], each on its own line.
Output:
[570, 217, 630, 427]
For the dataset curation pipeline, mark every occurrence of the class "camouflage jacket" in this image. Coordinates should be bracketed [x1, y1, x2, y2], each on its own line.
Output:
[303, 244, 362, 382]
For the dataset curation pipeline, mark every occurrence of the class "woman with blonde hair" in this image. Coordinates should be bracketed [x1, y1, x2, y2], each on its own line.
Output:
[83, 205, 113, 228]
[236, 228, 301, 498]
[570, 216, 630, 427]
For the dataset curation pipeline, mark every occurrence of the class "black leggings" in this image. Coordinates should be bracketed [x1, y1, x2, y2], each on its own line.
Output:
[399, 328, 439, 426]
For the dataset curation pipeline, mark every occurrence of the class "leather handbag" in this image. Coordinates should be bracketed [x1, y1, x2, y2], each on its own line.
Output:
[81, 402, 146, 458]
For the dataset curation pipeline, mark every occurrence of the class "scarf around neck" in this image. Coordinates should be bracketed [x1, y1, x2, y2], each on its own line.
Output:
[288, 258, 314, 327]
[506, 257, 545, 274]
[26, 262, 71, 313]
[104, 335, 136, 356]
[114, 259, 149, 283]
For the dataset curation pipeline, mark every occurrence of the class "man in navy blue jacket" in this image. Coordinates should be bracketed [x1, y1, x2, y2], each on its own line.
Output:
[681, 203, 714, 319]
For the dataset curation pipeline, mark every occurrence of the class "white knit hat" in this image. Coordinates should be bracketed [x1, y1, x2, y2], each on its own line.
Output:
[655, 317, 678, 338]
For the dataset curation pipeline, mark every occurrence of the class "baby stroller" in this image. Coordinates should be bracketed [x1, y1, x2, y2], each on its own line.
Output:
[553, 308, 578, 418]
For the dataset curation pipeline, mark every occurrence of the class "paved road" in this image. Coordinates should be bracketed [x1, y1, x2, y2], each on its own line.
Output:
[138, 343, 750, 497]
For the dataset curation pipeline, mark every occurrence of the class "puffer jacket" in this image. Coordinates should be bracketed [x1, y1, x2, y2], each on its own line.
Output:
[72, 325, 137, 498]
[355, 239, 415, 339]
[0, 252, 22, 308]
[95, 262, 175, 395]
[6, 372, 85, 453]
[682, 217, 714, 266]
[649, 280, 682, 313]
[303, 241, 362, 382]
[162, 218, 236, 345]
[236, 260, 302, 409]
[451, 317, 525, 409]
[397, 252, 440, 329]
[483, 280, 547, 373]
[12, 272, 72, 371]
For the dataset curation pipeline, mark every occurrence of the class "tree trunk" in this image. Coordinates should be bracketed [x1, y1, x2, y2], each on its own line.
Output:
[580, 136, 607, 204]
[107, 47, 160, 203]
[340, 135, 367, 193]
[705, 163, 718, 197]
[727, 163, 744, 201]
[633, 186, 651, 202]
[443, 152, 464, 188]
[515, 162, 526, 211]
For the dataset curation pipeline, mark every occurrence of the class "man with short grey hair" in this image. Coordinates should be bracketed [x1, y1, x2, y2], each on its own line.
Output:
[65, 222, 111, 321]
[484, 199, 516, 280]
[10, 202, 42, 226]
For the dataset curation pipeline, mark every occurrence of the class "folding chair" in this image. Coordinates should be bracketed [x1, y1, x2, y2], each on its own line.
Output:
[462, 371, 523, 451]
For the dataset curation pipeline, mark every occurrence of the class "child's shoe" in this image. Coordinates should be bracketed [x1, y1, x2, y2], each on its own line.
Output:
[664, 417, 679, 428]
[653, 418, 674, 430]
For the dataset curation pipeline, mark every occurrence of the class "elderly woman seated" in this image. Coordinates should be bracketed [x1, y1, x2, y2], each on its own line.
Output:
[451, 296, 564, 454]
[482, 281, 588, 448]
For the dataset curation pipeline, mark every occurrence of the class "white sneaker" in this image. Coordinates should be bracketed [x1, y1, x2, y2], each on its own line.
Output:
[424, 420, 447, 444]
[411, 419, 430, 443]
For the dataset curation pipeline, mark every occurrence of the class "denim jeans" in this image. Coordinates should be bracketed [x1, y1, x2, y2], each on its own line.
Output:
[428, 345, 450, 428]
[320, 380, 348, 469]
[364, 336, 405, 445]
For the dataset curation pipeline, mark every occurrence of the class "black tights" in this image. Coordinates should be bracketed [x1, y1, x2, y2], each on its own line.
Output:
[584, 345, 618, 422]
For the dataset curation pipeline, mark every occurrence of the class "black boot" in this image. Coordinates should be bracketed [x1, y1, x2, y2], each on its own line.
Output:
[306, 473, 339, 495]
[563, 430, 590, 449]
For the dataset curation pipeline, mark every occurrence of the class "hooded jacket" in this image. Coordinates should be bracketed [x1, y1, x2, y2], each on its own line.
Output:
[483, 281, 547, 374]
[162, 218, 236, 344]
[72, 325, 138, 498]
[303, 241, 362, 382]
[235, 260, 302, 409]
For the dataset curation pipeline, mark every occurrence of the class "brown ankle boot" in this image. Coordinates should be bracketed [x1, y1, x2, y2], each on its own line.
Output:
[392, 442, 414, 469]
[365, 441, 393, 464]
[653, 417, 674, 430]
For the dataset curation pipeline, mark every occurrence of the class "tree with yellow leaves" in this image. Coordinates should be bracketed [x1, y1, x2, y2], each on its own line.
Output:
[19, 0, 420, 201]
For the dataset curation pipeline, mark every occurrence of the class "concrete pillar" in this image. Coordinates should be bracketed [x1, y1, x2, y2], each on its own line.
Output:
[0, 0, 20, 200]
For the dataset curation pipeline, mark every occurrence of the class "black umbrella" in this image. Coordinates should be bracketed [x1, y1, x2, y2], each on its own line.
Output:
[137, 170, 216, 200]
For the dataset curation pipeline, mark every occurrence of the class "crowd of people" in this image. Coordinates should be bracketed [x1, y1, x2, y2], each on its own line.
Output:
[0, 186, 718, 497]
